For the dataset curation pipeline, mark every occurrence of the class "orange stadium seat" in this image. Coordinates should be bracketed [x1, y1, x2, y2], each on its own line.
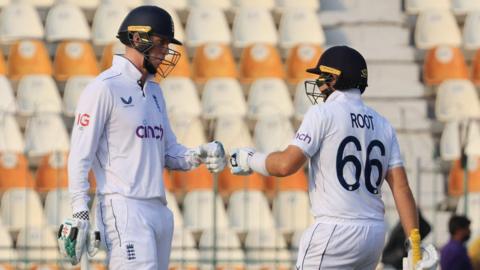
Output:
[163, 169, 173, 191]
[448, 158, 480, 196]
[192, 43, 237, 83]
[285, 44, 322, 84]
[7, 40, 52, 80]
[0, 152, 35, 190]
[29, 265, 60, 270]
[265, 169, 308, 194]
[35, 152, 68, 192]
[239, 43, 285, 84]
[99, 40, 125, 71]
[172, 165, 213, 194]
[154, 44, 191, 82]
[471, 49, 480, 86]
[0, 265, 15, 270]
[0, 50, 7, 76]
[218, 169, 265, 197]
[54, 41, 100, 81]
[89, 264, 107, 270]
[423, 46, 469, 86]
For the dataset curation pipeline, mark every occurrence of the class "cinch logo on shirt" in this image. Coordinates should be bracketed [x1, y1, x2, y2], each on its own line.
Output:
[296, 132, 312, 144]
[77, 113, 90, 127]
[136, 124, 164, 140]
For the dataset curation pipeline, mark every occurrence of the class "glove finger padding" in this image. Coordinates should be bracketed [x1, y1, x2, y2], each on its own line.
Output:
[185, 147, 202, 169]
[205, 156, 226, 173]
[57, 218, 89, 265]
[87, 230, 101, 257]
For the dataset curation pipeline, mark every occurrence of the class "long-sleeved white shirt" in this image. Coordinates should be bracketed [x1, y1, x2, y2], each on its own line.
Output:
[68, 55, 191, 213]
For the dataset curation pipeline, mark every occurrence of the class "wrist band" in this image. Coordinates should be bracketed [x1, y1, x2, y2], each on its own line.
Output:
[249, 152, 270, 176]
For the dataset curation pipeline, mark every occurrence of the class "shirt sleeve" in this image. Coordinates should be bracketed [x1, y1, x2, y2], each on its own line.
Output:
[158, 91, 191, 171]
[388, 127, 404, 169]
[290, 106, 326, 158]
[68, 81, 113, 214]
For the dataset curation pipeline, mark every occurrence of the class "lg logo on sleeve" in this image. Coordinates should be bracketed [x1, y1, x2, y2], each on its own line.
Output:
[77, 113, 90, 128]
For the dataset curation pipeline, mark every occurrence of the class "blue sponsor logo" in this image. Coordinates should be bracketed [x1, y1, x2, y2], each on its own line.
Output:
[121, 96, 133, 107]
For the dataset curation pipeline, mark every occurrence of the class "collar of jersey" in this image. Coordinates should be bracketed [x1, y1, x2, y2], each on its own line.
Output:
[112, 55, 156, 83]
[326, 88, 362, 103]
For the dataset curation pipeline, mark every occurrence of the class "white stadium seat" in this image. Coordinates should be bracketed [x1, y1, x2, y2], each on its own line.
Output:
[44, 188, 73, 230]
[168, 116, 207, 148]
[182, 190, 229, 232]
[247, 78, 294, 120]
[279, 8, 325, 50]
[293, 80, 313, 121]
[22, 0, 55, 8]
[100, 0, 142, 9]
[199, 228, 245, 270]
[364, 63, 424, 98]
[244, 229, 291, 269]
[319, 0, 403, 25]
[435, 80, 480, 122]
[463, 11, 480, 50]
[0, 2, 44, 42]
[63, 75, 95, 117]
[45, 2, 90, 42]
[16, 75, 62, 116]
[91, 3, 129, 46]
[273, 191, 313, 233]
[186, 7, 231, 48]
[188, 0, 231, 10]
[452, 0, 480, 15]
[232, 7, 278, 48]
[1, 188, 46, 231]
[160, 77, 202, 118]
[214, 117, 254, 153]
[227, 190, 275, 233]
[143, 0, 188, 11]
[232, 0, 275, 10]
[439, 121, 461, 161]
[0, 76, 16, 113]
[63, 0, 99, 9]
[0, 222, 17, 265]
[415, 9, 461, 50]
[406, 0, 451, 14]
[166, 191, 184, 228]
[254, 116, 294, 154]
[276, 0, 319, 11]
[202, 78, 247, 119]
[24, 114, 70, 157]
[0, 115, 25, 153]
[16, 226, 59, 264]
[170, 228, 200, 269]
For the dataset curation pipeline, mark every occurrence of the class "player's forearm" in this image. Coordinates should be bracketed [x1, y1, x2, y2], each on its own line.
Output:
[393, 184, 419, 236]
[265, 151, 297, 177]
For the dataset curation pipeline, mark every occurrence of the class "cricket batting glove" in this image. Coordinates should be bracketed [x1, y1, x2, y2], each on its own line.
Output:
[185, 147, 203, 169]
[57, 211, 101, 265]
[403, 229, 439, 270]
[201, 141, 227, 173]
[229, 148, 256, 175]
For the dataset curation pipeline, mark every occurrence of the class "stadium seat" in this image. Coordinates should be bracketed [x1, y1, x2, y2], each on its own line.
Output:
[170, 228, 200, 270]
[99, 40, 125, 71]
[435, 80, 480, 122]
[254, 116, 294, 153]
[192, 43, 237, 84]
[199, 228, 245, 270]
[423, 46, 469, 86]
[16, 75, 62, 116]
[44, 188, 72, 230]
[472, 49, 480, 86]
[201, 78, 246, 119]
[273, 191, 313, 233]
[35, 152, 69, 192]
[160, 77, 202, 117]
[285, 44, 322, 85]
[186, 8, 231, 48]
[239, 44, 285, 84]
[279, 9, 325, 51]
[0, 224, 17, 269]
[189, 0, 231, 9]
[0, 152, 35, 190]
[45, 2, 90, 42]
[164, 169, 174, 191]
[227, 190, 274, 232]
[290, 229, 303, 261]
[0, 51, 6, 77]
[0, 116, 25, 153]
[244, 229, 291, 270]
[463, 11, 480, 50]
[265, 169, 308, 194]
[16, 226, 59, 268]
[182, 190, 229, 232]
[1, 188, 46, 231]
[219, 170, 265, 197]
[405, 0, 451, 14]
[63, 75, 95, 117]
[275, 0, 319, 11]
[166, 190, 184, 228]
[91, 2, 129, 46]
[214, 117, 254, 153]
[102, 0, 142, 9]
[247, 78, 294, 120]
[232, 8, 278, 49]
[293, 80, 312, 121]
[7, 40, 52, 81]
[143, 0, 188, 11]
[415, 9, 461, 50]
[172, 165, 213, 194]
[452, 0, 480, 15]
[365, 99, 431, 131]
[24, 114, 70, 158]
[163, 44, 192, 78]
[0, 76, 16, 113]
[168, 117, 207, 148]
[23, 0, 55, 8]
[439, 121, 461, 161]
[365, 63, 424, 98]
[0, 2, 44, 42]
[448, 159, 480, 196]
[63, 0, 99, 10]
[231, 0, 275, 10]
[54, 41, 99, 81]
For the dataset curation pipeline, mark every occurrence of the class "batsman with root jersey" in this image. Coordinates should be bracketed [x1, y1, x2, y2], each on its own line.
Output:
[230, 46, 438, 270]
[57, 6, 226, 270]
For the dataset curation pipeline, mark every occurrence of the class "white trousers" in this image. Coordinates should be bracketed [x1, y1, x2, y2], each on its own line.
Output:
[295, 217, 385, 270]
[96, 194, 174, 270]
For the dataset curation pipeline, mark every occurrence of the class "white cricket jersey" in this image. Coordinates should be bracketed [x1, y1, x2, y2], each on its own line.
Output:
[291, 89, 403, 221]
[69, 55, 191, 213]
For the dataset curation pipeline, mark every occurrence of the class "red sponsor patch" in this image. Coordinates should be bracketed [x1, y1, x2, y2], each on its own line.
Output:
[77, 113, 90, 127]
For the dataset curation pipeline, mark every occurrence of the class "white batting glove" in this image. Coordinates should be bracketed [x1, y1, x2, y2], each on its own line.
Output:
[57, 212, 100, 265]
[403, 244, 439, 270]
[229, 148, 256, 175]
[185, 147, 203, 169]
[200, 141, 227, 173]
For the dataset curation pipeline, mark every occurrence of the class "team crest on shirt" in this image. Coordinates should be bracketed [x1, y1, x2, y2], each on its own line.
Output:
[121, 96, 134, 108]
[125, 242, 136, 261]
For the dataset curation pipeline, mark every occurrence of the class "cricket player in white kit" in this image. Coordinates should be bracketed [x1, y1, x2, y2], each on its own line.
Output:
[230, 46, 438, 269]
[57, 6, 226, 270]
